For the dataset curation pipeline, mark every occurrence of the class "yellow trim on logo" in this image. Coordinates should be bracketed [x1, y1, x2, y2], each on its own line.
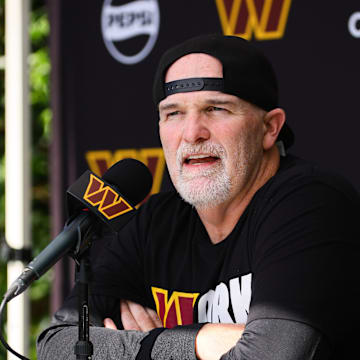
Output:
[85, 147, 166, 200]
[83, 174, 134, 220]
[215, 0, 292, 40]
[85, 150, 114, 177]
[151, 286, 199, 327]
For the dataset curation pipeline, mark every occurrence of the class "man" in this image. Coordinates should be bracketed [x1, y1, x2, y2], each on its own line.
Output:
[37, 34, 359, 359]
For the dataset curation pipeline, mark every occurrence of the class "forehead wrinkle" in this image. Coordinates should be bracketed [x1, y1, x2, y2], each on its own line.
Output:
[159, 102, 179, 112]
[203, 98, 237, 106]
[159, 92, 243, 112]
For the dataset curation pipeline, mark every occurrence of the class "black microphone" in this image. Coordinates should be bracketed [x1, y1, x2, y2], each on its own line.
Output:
[4, 158, 153, 302]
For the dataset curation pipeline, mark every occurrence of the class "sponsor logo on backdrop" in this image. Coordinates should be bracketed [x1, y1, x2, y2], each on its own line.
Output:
[101, 0, 160, 64]
[348, 12, 360, 38]
[85, 147, 165, 200]
[215, 0, 292, 40]
[83, 174, 134, 219]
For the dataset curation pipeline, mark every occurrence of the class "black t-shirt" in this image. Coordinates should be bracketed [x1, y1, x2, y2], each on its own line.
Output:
[88, 154, 359, 353]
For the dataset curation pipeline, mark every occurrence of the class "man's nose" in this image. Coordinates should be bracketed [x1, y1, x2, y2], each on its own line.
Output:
[182, 112, 210, 144]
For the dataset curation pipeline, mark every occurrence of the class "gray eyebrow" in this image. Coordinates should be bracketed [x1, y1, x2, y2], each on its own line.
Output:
[158, 102, 179, 112]
[203, 99, 236, 106]
[159, 97, 238, 112]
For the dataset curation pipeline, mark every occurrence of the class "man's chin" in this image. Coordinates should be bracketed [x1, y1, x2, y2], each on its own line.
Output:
[178, 191, 226, 209]
[176, 177, 231, 209]
[177, 176, 213, 190]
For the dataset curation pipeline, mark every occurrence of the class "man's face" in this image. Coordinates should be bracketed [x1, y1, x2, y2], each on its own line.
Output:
[158, 54, 265, 209]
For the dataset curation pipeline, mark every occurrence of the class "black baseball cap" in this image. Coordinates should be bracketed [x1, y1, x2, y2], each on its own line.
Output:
[153, 34, 294, 149]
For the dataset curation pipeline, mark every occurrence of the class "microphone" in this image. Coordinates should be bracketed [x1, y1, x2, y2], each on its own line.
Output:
[4, 158, 153, 302]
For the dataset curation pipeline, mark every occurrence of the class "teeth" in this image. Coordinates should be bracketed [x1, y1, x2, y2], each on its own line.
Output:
[187, 154, 212, 160]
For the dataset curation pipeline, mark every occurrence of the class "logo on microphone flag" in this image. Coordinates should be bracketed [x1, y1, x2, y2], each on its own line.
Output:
[83, 174, 134, 220]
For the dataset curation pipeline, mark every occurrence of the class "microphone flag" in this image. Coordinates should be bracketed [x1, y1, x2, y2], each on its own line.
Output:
[66, 170, 136, 232]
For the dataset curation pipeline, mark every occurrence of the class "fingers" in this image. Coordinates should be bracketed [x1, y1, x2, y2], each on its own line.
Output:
[121, 299, 163, 332]
[120, 299, 142, 331]
[124, 300, 157, 332]
[105, 300, 163, 332]
[145, 307, 163, 328]
[104, 317, 118, 330]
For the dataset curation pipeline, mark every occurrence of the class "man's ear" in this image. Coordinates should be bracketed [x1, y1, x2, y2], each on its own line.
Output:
[263, 108, 286, 151]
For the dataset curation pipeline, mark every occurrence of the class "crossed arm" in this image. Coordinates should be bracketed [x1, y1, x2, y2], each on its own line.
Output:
[36, 293, 328, 360]
[103, 299, 324, 360]
[104, 299, 244, 360]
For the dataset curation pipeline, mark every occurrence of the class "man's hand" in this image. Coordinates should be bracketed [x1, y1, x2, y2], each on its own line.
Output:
[104, 299, 162, 332]
[103, 301, 244, 359]
[195, 323, 245, 360]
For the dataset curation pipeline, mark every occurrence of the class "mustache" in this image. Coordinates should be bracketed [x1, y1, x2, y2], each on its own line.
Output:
[176, 142, 226, 167]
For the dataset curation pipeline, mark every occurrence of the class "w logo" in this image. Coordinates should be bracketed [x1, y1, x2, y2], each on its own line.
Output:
[83, 174, 134, 220]
[215, 0, 292, 40]
[152, 287, 199, 328]
[85, 147, 166, 203]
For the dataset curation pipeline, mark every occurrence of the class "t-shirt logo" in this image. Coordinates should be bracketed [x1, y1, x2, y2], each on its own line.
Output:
[151, 273, 252, 328]
[151, 287, 199, 328]
[198, 274, 252, 324]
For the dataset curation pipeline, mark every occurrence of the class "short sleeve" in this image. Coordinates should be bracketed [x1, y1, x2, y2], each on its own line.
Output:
[248, 179, 360, 349]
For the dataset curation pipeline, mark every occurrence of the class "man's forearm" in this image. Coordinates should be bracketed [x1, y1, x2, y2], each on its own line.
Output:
[37, 324, 201, 360]
[195, 319, 328, 360]
[37, 325, 148, 360]
[195, 323, 245, 360]
[220, 319, 327, 360]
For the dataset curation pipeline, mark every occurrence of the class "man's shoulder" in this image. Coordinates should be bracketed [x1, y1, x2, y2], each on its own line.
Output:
[145, 190, 183, 206]
[265, 154, 359, 202]
[140, 190, 189, 215]
[135, 191, 196, 238]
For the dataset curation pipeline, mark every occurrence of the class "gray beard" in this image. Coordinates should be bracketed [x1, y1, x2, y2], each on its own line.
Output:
[175, 143, 231, 209]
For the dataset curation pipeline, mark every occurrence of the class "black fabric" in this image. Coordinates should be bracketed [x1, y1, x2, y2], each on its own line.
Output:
[136, 327, 166, 360]
[135, 324, 205, 360]
[164, 77, 224, 97]
[86, 154, 359, 358]
[39, 154, 359, 359]
[153, 34, 278, 110]
[51, 288, 121, 328]
[151, 324, 205, 360]
[152, 33, 294, 148]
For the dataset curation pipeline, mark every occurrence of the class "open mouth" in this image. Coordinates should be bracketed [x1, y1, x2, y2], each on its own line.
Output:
[184, 154, 220, 166]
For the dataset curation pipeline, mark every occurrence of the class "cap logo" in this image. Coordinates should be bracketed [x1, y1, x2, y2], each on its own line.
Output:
[164, 78, 224, 97]
[101, 0, 160, 65]
[215, 0, 292, 40]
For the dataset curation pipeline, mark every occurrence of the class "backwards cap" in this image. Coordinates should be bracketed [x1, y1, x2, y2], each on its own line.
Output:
[153, 33, 294, 149]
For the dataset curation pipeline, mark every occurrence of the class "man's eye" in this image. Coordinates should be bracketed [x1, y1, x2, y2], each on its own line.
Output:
[168, 111, 180, 117]
[159, 110, 181, 122]
[208, 106, 224, 112]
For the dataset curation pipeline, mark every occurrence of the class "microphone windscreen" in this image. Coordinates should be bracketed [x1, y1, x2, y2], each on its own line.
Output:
[102, 158, 153, 206]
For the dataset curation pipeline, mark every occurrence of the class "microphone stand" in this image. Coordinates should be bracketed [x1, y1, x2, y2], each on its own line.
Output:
[74, 254, 93, 360]
[68, 212, 97, 360]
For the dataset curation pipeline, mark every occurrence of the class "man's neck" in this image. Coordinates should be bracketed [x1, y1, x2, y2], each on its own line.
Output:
[196, 147, 281, 244]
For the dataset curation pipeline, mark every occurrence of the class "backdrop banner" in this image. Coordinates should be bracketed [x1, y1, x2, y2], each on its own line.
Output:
[48, 0, 360, 309]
